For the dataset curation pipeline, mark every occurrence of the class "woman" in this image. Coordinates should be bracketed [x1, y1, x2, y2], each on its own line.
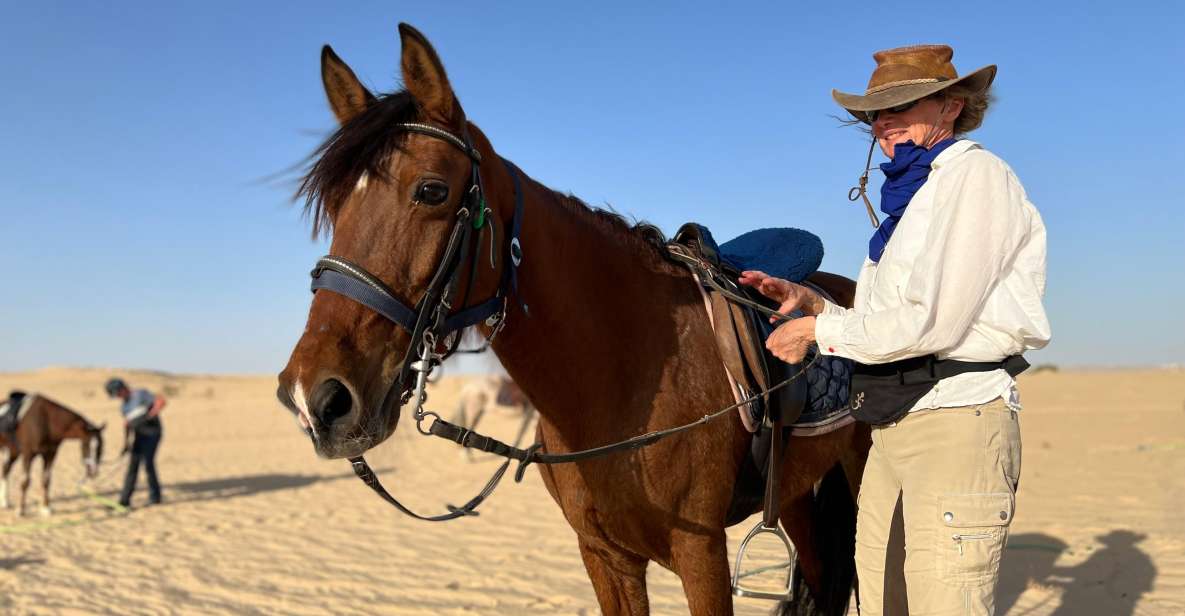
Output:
[741, 45, 1050, 614]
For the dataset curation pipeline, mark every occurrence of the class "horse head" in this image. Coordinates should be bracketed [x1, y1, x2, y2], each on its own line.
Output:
[278, 25, 511, 459]
[82, 421, 106, 479]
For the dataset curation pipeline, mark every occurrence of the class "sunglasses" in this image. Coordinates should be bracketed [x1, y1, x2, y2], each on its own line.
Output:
[868, 94, 943, 121]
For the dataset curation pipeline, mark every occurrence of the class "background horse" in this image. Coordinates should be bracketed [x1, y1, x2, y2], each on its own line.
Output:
[278, 24, 870, 615]
[0, 393, 105, 516]
[451, 375, 535, 460]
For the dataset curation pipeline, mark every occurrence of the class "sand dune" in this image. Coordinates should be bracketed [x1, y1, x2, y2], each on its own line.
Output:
[1, 367, 1181, 615]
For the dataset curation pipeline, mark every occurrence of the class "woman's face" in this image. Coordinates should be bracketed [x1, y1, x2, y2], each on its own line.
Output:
[871, 95, 963, 158]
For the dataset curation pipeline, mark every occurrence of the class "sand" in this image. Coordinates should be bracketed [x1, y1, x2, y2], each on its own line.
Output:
[1, 366, 1181, 615]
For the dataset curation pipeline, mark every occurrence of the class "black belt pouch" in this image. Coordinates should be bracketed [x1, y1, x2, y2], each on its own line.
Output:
[848, 357, 939, 426]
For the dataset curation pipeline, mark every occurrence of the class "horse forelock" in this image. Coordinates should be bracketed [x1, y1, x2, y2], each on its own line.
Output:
[298, 89, 420, 238]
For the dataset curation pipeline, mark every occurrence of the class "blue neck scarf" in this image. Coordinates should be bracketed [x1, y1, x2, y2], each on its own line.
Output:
[868, 138, 957, 262]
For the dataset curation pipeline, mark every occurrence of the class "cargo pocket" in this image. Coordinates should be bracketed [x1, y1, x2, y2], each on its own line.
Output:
[936, 492, 1013, 586]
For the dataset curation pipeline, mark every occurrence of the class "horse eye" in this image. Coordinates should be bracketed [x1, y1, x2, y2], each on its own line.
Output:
[414, 181, 449, 206]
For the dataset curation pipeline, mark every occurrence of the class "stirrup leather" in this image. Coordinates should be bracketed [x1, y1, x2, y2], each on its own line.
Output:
[731, 417, 797, 601]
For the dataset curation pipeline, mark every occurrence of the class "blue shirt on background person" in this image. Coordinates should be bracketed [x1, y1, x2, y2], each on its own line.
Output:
[105, 377, 165, 508]
[121, 388, 162, 434]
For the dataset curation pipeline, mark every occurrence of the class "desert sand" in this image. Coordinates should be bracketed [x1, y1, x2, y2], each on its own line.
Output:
[1, 366, 1182, 615]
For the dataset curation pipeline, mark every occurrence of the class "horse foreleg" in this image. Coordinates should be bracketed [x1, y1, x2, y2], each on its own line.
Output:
[671, 531, 734, 616]
[577, 538, 650, 615]
[39, 449, 58, 516]
[17, 455, 32, 517]
[0, 451, 14, 509]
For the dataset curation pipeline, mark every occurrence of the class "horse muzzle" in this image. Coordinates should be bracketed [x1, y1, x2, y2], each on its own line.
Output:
[277, 375, 400, 459]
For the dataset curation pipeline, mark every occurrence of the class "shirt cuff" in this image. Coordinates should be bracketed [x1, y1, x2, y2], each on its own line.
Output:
[815, 313, 847, 356]
[818, 298, 847, 317]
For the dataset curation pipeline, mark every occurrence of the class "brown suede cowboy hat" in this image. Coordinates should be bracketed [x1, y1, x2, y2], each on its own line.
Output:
[833, 44, 996, 123]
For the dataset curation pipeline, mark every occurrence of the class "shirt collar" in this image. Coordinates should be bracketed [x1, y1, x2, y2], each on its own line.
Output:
[931, 139, 980, 170]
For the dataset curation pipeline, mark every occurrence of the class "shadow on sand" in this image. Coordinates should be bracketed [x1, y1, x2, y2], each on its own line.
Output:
[58, 467, 391, 509]
[997, 530, 1156, 616]
[0, 555, 45, 570]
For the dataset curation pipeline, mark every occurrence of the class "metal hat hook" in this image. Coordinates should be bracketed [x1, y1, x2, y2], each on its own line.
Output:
[847, 134, 881, 229]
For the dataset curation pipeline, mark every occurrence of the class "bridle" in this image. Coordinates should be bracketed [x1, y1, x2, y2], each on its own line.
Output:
[308, 121, 525, 521]
[310, 122, 525, 413]
[306, 121, 817, 522]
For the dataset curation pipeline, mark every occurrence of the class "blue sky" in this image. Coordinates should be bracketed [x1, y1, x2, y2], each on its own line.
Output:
[1, 1, 1182, 374]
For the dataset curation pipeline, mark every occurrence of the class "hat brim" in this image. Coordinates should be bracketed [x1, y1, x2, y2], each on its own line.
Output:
[832, 64, 996, 124]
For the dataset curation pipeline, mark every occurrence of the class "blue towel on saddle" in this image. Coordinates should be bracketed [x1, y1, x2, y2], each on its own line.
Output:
[718, 227, 824, 283]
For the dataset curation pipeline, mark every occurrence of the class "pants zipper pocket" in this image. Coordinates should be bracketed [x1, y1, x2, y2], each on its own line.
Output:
[952, 532, 993, 555]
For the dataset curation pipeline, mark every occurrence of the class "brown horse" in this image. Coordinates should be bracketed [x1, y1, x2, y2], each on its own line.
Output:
[0, 393, 105, 516]
[278, 24, 871, 615]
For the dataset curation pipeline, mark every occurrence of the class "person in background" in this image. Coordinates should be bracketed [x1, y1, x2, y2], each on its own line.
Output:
[105, 377, 166, 508]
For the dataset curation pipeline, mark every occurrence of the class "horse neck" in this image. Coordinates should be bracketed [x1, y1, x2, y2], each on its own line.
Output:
[483, 165, 708, 439]
[43, 399, 88, 440]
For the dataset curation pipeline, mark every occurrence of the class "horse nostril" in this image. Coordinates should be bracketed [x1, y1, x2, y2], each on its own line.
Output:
[310, 378, 354, 426]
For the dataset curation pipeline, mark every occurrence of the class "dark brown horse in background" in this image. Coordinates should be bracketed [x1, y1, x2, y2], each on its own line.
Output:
[278, 24, 870, 615]
[1, 393, 105, 516]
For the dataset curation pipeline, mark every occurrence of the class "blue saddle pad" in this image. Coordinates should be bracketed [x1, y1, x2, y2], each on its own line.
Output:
[720, 228, 824, 284]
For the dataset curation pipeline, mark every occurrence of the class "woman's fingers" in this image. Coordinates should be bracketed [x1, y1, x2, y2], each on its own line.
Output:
[738, 270, 768, 287]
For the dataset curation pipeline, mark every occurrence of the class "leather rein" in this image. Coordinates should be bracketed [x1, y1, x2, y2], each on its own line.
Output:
[309, 121, 815, 522]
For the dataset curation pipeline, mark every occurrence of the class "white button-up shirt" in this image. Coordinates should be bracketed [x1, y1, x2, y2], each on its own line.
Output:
[815, 140, 1051, 412]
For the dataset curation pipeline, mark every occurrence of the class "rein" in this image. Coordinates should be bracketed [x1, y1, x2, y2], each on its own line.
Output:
[309, 121, 816, 522]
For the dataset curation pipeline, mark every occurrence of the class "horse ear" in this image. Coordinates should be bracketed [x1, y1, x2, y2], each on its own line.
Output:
[398, 23, 462, 125]
[321, 45, 375, 125]
[97, 421, 107, 431]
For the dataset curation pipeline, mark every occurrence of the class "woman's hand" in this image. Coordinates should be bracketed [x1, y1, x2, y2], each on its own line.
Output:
[738, 270, 826, 321]
[765, 316, 817, 364]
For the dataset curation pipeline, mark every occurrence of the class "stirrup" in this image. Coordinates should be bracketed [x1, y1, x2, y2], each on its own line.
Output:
[731, 520, 797, 601]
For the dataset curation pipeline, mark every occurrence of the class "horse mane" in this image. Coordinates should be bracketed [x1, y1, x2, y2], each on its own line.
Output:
[547, 191, 682, 275]
[298, 90, 420, 237]
[297, 89, 679, 273]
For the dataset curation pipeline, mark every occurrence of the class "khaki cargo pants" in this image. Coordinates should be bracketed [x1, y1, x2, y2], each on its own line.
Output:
[855, 398, 1021, 615]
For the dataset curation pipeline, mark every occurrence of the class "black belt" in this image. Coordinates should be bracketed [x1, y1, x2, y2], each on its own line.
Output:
[855, 354, 1030, 384]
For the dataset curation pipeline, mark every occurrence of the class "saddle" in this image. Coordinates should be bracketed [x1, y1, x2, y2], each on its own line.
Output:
[668, 224, 820, 432]
[0, 391, 28, 434]
[667, 223, 851, 601]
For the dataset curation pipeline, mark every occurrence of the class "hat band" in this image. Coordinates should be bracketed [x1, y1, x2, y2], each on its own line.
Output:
[864, 77, 944, 95]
